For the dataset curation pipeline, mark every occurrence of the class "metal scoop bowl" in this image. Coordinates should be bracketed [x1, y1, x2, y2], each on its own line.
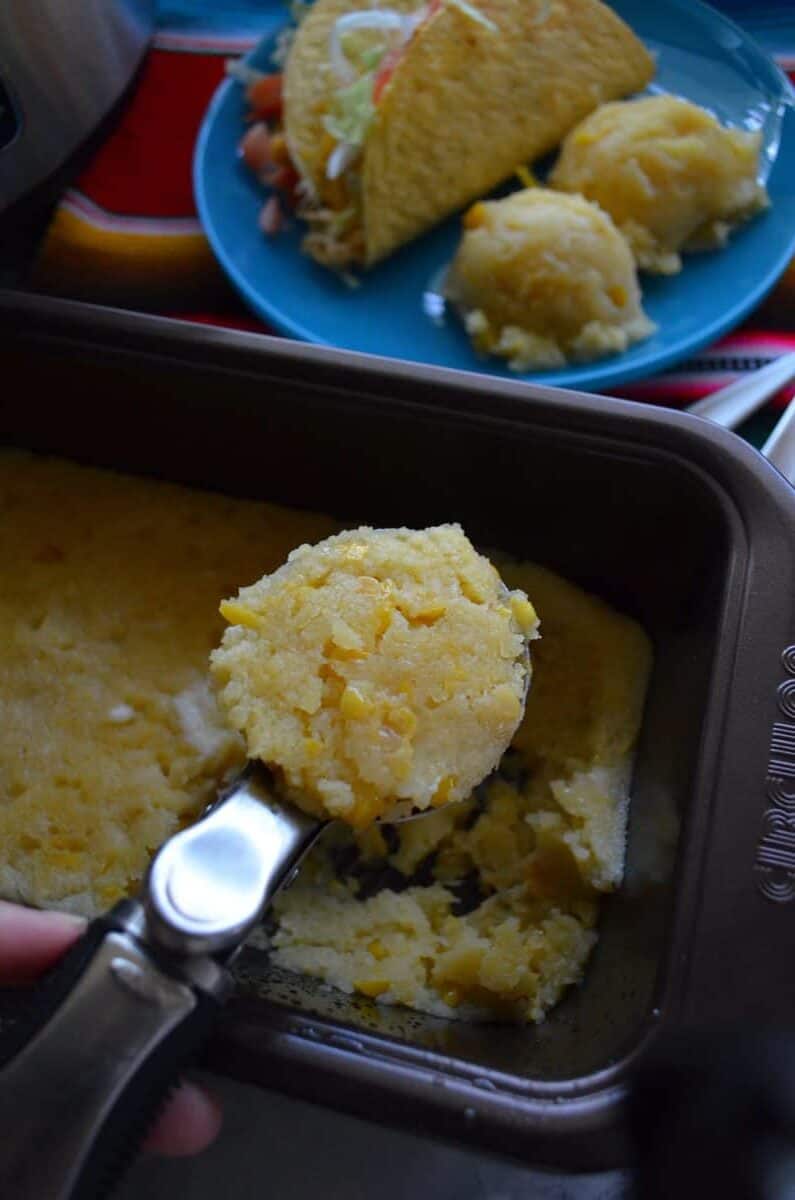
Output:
[148, 600, 532, 956]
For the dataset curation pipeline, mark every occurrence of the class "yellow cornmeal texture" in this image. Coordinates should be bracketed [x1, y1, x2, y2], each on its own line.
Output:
[0, 451, 336, 916]
[446, 189, 655, 371]
[211, 527, 537, 828]
[550, 95, 769, 275]
[272, 561, 652, 1022]
[0, 452, 652, 1023]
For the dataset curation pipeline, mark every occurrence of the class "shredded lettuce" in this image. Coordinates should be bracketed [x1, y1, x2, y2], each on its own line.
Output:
[359, 44, 387, 70]
[337, 31, 387, 75]
[442, 0, 498, 32]
[323, 73, 376, 147]
[330, 11, 405, 83]
[329, 206, 357, 235]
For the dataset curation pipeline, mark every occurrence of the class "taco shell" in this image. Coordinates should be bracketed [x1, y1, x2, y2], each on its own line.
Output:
[284, 0, 655, 265]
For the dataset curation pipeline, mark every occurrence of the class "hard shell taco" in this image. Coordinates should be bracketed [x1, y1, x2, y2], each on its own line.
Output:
[283, 0, 655, 268]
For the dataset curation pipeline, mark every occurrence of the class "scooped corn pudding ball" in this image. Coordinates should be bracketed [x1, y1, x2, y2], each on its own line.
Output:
[550, 95, 769, 275]
[446, 189, 655, 371]
[211, 525, 537, 828]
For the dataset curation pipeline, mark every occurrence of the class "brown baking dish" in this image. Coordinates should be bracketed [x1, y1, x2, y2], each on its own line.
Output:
[1, 290, 794, 1171]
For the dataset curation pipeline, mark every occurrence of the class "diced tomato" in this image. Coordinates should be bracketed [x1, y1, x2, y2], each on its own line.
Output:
[239, 122, 272, 173]
[258, 195, 284, 235]
[373, 1, 441, 104]
[239, 118, 300, 205]
[246, 73, 283, 119]
[272, 163, 300, 203]
[373, 47, 402, 105]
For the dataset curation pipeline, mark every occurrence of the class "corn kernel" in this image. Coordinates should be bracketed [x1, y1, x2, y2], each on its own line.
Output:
[341, 684, 372, 720]
[510, 595, 538, 633]
[460, 576, 486, 604]
[219, 600, 262, 629]
[411, 601, 447, 625]
[343, 542, 369, 561]
[355, 979, 390, 998]
[368, 939, 389, 961]
[514, 164, 537, 188]
[330, 616, 364, 652]
[49, 850, 82, 869]
[374, 601, 394, 637]
[463, 202, 488, 230]
[431, 774, 458, 808]
[356, 575, 381, 593]
[386, 706, 417, 737]
[303, 737, 323, 757]
[327, 642, 368, 661]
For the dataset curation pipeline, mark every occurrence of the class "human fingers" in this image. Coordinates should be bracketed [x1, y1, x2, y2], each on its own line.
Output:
[0, 901, 86, 985]
[143, 1079, 223, 1158]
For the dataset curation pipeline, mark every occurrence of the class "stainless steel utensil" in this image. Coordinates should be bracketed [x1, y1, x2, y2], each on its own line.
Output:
[0, 589, 530, 1200]
[761, 392, 795, 483]
[686, 351, 795, 430]
[0, 764, 319, 1200]
[684, 350, 795, 480]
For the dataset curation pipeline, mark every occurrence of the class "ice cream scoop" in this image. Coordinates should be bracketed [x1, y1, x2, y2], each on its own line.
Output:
[0, 527, 534, 1200]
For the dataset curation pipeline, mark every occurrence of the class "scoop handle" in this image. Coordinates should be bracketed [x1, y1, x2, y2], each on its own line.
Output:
[0, 769, 322, 1200]
[0, 903, 226, 1200]
[628, 1030, 795, 1199]
[686, 352, 795, 429]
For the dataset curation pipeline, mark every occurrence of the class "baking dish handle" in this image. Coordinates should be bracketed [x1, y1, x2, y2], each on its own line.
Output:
[0, 902, 227, 1200]
[671, 487, 795, 1031]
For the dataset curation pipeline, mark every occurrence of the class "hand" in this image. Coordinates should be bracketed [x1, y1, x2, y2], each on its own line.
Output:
[0, 900, 222, 1157]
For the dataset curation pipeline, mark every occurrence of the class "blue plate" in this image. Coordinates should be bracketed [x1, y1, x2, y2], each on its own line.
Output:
[194, 0, 795, 392]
